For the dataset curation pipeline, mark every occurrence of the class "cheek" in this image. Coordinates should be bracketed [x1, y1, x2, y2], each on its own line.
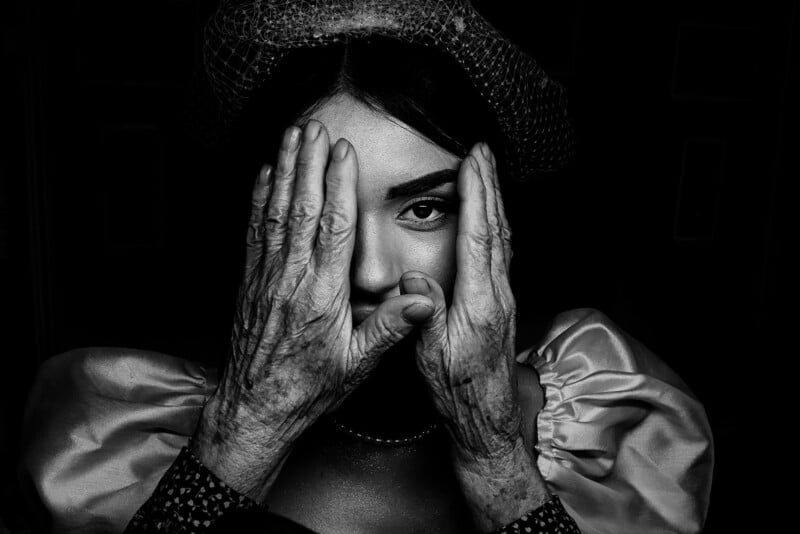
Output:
[402, 226, 458, 299]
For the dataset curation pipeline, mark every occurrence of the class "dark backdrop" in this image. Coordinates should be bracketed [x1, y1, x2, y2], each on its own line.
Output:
[1, 1, 795, 532]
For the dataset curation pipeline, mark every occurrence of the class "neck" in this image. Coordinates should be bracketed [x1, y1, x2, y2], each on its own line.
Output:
[330, 334, 439, 439]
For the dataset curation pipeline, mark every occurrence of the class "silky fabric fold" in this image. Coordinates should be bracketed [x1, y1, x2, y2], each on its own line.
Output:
[528, 309, 713, 534]
[21, 309, 713, 533]
[22, 349, 217, 533]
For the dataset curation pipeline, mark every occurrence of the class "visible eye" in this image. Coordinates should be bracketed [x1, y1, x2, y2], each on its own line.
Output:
[398, 198, 456, 230]
[409, 203, 439, 220]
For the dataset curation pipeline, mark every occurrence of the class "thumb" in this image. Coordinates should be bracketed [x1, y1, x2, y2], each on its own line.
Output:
[350, 293, 434, 365]
[400, 271, 448, 355]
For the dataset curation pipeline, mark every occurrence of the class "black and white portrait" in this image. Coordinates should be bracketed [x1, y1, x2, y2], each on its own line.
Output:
[1, 1, 793, 532]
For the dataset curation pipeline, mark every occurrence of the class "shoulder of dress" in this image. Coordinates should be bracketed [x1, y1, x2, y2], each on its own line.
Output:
[21, 348, 217, 532]
[537, 307, 615, 351]
[518, 308, 690, 393]
[518, 309, 713, 533]
[30, 347, 218, 409]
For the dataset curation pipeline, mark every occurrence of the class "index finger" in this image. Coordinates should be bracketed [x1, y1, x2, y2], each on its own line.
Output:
[314, 137, 358, 277]
[474, 143, 511, 276]
[454, 154, 492, 299]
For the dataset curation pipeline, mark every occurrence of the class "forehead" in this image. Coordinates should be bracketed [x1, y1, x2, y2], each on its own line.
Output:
[306, 94, 460, 195]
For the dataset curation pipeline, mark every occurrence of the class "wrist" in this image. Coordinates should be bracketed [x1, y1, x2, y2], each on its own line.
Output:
[191, 393, 300, 502]
[452, 435, 550, 533]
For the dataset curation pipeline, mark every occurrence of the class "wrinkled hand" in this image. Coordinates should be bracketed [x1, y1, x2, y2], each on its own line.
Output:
[402, 143, 549, 531]
[404, 142, 518, 459]
[193, 121, 435, 500]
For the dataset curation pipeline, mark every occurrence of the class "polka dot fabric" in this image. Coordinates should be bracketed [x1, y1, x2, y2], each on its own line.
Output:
[497, 496, 582, 534]
[203, 0, 574, 179]
[125, 446, 262, 533]
[126, 446, 581, 533]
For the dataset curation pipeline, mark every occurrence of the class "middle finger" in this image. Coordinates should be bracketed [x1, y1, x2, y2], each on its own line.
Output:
[285, 120, 329, 265]
[454, 153, 492, 301]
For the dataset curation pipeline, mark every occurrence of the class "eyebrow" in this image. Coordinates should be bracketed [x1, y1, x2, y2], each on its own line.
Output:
[384, 169, 458, 200]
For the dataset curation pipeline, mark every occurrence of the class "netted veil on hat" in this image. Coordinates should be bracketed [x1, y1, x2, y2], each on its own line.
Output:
[204, 0, 573, 178]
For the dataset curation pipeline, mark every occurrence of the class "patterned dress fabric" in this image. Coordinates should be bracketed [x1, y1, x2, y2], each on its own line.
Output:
[125, 447, 261, 533]
[125, 446, 581, 533]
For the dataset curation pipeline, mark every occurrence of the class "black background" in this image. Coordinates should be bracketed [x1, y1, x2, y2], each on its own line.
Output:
[1, 1, 796, 532]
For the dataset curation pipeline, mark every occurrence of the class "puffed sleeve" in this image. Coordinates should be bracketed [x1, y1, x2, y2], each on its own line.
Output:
[21, 348, 218, 534]
[520, 309, 713, 534]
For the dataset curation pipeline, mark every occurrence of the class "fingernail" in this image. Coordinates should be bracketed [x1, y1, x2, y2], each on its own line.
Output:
[332, 138, 349, 161]
[305, 120, 321, 141]
[403, 277, 430, 294]
[480, 142, 492, 159]
[284, 127, 300, 150]
[402, 302, 434, 322]
[259, 165, 273, 184]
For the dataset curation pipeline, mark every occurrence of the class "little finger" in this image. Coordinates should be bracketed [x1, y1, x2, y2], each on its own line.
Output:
[244, 165, 273, 273]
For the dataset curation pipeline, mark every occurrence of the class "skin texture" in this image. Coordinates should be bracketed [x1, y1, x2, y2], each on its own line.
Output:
[192, 94, 550, 532]
[309, 94, 461, 324]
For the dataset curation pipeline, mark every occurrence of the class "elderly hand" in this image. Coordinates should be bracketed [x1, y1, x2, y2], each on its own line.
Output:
[401, 143, 551, 531]
[192, 121, 435, 501]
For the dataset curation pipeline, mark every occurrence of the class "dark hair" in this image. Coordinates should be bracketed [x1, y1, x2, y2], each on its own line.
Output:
[232, 35, 505, 179]
[201, 35, 567, 353]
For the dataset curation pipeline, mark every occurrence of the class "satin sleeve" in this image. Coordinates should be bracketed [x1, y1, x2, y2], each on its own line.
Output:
[21, 348, 218, 534]
[520, 309, 713, 534]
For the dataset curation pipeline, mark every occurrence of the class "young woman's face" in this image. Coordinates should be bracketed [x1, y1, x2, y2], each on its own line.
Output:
[307, 93, 461, 325]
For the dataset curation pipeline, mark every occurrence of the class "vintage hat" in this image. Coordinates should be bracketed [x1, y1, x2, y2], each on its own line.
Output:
[203, 0, 573, 178]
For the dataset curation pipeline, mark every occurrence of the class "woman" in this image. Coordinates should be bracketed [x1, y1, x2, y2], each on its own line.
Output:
[21, 1, 713, 533]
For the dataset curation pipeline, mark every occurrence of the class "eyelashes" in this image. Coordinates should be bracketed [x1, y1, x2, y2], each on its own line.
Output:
[397, 196, 458, 230]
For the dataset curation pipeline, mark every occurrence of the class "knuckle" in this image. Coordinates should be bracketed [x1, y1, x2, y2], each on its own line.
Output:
[371, 314, 401, 345]
[246, 221, 260, 236]
[486, 162, 497, 181]
[266, 205, 289, 228]
[288, 200, 319, 225]
[318, 210, 353, 243]
[325, 167, 345, 185]
[275, 164, 296, 182]
[469, 230, 493, 249]
[245, 224, 263, 246]
[503, 296, 517, 316]
[296, 151, 319, 172]
[250, 197, 267, 211]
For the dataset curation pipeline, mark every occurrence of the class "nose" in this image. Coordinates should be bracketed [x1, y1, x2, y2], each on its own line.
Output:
[349, 216, 400, 303]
